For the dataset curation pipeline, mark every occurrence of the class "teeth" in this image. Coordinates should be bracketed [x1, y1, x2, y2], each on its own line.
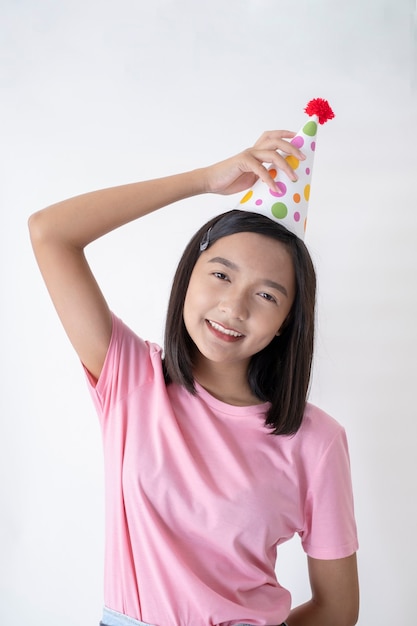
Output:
[208, 320, 243, 337]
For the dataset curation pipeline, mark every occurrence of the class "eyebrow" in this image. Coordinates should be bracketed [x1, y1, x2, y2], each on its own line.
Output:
[208, 256, 289, 297]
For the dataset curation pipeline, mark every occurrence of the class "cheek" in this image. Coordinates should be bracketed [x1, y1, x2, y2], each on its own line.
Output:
[183, 282, 205, 327]
[185, 278, 213, 312]
[256, 310, 289, 342]
[182, 290, 193, 329]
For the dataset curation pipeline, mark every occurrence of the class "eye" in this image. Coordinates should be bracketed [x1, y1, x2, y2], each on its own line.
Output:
[212, 271, 229, 281]
[258, 292, 277, 304]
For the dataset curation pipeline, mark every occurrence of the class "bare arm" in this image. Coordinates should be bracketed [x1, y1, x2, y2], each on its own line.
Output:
[28, 131, 302, 380]
[286, 554, 359, 626]
[28, 171, 210, 380]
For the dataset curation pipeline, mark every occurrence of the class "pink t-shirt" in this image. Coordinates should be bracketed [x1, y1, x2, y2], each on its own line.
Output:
[85, 313, 358, 626]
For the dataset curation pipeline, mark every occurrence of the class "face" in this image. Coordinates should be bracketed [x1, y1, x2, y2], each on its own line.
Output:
[183, 232, 296, 372]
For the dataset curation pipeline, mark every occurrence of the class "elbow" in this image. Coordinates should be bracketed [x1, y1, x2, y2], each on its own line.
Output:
[311, 592, 359, 626]
[28, 210, 48, 248]
[346, 576, 360, 625]
[28, 209, 67, 261]
[28, 208, 67, 252]
[328, 605, 360, 626]
[334, 592, 360, 626]
[347, 603, 360, 626]
[333, 600, 360, 626]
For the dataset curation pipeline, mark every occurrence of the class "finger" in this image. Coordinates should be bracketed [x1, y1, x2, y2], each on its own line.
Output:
[253, 130, 305, 161]
[248, 149, 299, 182]
[253, 130, 295, 148]
[253, 142, 305, 167]
[239, 153, 292, 190]
[244, 159, 280, 191]
[255, 129, 296, 142]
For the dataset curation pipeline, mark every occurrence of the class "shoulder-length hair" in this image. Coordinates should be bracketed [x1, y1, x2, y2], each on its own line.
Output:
[163, 210, 316, 435]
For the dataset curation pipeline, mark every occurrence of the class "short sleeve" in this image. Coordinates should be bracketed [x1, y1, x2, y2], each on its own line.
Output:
[300, 427, 359, 560]
[83, 312, 162, 422]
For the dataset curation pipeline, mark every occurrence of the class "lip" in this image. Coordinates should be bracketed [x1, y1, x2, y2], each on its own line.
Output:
[205, 319, 245, 342]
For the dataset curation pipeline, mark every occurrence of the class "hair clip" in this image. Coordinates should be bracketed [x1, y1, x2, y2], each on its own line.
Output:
[199, 227, 212, 252]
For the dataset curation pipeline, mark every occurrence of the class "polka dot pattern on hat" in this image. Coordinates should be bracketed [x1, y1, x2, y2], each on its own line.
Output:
[238, 121, 317, 238]
[237, 98, 334, 239]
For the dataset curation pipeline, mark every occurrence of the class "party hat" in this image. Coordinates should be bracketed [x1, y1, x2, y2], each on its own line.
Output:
[237, 98, 335, 239]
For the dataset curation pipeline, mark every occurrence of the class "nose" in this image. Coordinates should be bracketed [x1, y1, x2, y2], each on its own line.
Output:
[218, 290, 249, 321]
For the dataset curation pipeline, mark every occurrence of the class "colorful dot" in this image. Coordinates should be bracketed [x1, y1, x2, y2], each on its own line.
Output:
[304, 184, 310, 201]
[293, 193, 301, 203]
[294, 212, 301, 222]
[240, 190, 253, 204]
[271, 202, 288, 219]
[291, 136, 304, 148]
[302, 121, 317, 137]
[255, 199, 263, 206]
[311, 141, 316, 151]
[285, 155, 299, 170]
[304, 217, 307, 231]
[270, 181, 287, 197]
[268, 168, 277, 179]
[305, 167, 310, 175]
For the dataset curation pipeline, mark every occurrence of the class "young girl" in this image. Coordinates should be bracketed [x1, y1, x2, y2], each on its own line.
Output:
[29, 129, 359, 626]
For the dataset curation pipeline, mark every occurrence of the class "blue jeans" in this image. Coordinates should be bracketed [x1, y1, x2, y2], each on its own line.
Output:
[100, 606, 288, 626]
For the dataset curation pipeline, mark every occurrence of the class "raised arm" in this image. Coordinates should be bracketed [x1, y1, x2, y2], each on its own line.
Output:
[28, 171, 210, 381]
[28, 131, 302, 381]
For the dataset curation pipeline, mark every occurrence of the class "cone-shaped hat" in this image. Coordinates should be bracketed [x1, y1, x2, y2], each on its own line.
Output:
[237, 98, 335, 239]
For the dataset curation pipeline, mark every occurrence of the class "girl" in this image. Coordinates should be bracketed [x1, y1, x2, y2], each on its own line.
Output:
[29, 130, 359, 626]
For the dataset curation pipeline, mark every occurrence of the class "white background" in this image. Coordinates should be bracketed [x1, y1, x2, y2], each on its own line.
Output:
[1, 1, 416, 625]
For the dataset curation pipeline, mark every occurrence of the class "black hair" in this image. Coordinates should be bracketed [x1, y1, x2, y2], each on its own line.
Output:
[163, 210, 316, 435]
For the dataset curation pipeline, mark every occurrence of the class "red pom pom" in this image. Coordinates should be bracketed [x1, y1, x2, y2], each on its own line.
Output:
[304, 98, 335, 124]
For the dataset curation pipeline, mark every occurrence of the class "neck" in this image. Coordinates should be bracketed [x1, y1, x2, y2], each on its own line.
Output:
[192, 357, 262, 407]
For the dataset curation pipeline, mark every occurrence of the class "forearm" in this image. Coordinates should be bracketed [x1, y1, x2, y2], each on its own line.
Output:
[28, 129, 304, 250]
[29, 167, 208, 249]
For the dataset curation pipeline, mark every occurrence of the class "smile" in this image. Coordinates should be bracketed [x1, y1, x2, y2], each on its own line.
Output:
[207, 320, 244, 338]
